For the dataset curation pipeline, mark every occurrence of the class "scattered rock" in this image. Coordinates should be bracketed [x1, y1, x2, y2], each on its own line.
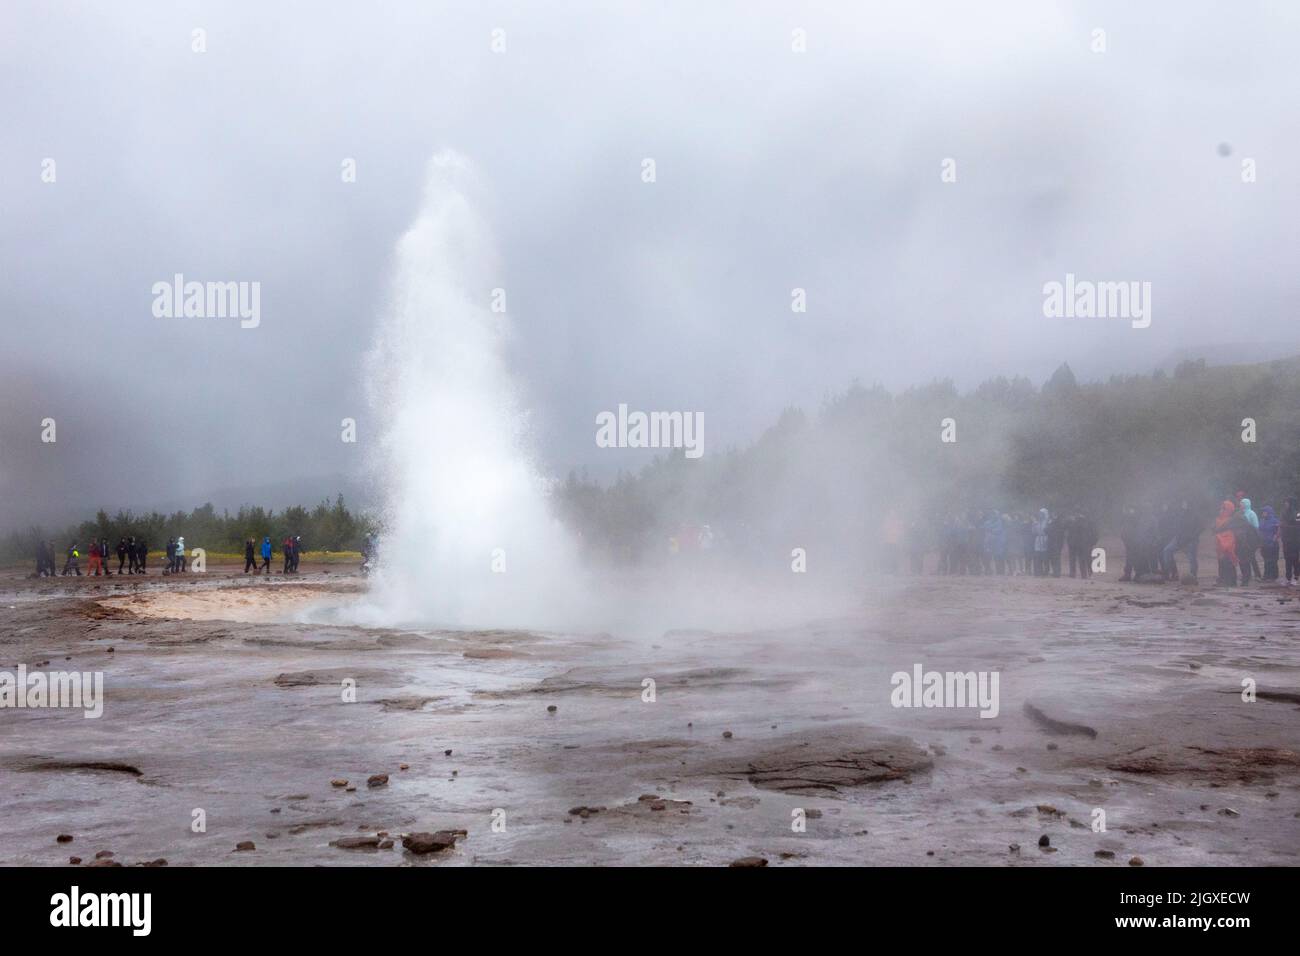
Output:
[1129, 856, 1144, 866]
[1218, 807, 1240, 817]
[330, 835, 381, 849]
[568, 805, 605, 818]
[68, 856, 81, 865]
[399, 763, 410, 771]
[1023, 702, 1097, 738]
[1037, 835, 1050, 848]
[1094, 849, 1115, 859]
[547, 705, 557, 713]
[708, 729, 933, 794]
[234, 841, 256, 852]
[402, 830, 464, 854]
[367, 773, 389, 788]
[56, 834, 73, 843]
[94, 850, 114, 859]
[729, 856, 768, 868]
[330, 778, 348, 788]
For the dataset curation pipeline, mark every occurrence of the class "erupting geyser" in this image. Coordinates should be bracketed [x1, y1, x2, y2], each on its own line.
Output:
[354, 151, 585, 628]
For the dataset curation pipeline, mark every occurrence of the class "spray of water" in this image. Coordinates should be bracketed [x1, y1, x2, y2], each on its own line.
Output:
[351, 151, 585, 629]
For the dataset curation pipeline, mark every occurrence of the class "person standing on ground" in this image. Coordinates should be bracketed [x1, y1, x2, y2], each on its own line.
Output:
[1215, 500, 1239, 586]
[1258, 504, 1280, 581]
[136, 538, 148, 573]
[282, 535, 294, 574]
[1233, 502, 1258, 585]
[1045, 511, 1066, 577]
[292, 535, 303, 573]
[1032, 508, 1050, 576]
[1161, 500, 1201, 581]
[260, 536, 272, 573]
[116, 537, 128, 574]
[165, 538, 176, 573]
[1280, 497, 1300, 585]
[63, 542, 81, 576]
[244, 538, 257, 573]
[175, 535, 187, 573]
[1239, 497, 1263, 579]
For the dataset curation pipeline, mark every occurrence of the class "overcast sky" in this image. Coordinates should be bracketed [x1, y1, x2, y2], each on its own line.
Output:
[2, 1, 1297, 528]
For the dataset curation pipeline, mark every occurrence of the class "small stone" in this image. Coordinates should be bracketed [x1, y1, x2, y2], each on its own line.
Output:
[367, 773, 389, 788]
[1129, 856, 1144, 866]
[94, 850, 114, 859]
[56, 834, 73, 843]
[399, 763, 410, 771]
[1094, 850, 1115, 859]
[330, 778, 348, 788]
[331, 835, 381, 849]
[547, 705, 557, 713]
[68, 856, 81, 865]
[444, 749, 453, 756]
[345, 785, 357, 792]
[402, 830, 463, 854]
[1218, 807, 1240, 817]
[722, 731, 733, 739]
[1037, 835, 1050, 848]
[729, 856, 768, 867]
[234, 841, 256, 852]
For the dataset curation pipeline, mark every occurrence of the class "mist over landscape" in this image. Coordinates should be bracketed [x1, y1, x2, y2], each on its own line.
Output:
[3, 1, 1298, 532]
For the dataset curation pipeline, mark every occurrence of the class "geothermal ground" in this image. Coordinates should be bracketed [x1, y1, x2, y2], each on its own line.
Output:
[1, 561, 1297, 866]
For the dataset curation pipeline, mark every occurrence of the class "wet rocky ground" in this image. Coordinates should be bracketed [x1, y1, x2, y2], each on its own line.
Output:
[1, 563, 1296, 866]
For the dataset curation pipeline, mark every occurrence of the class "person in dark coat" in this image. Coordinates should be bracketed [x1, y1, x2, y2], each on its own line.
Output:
[1067, 513, 1098, 578]
[244, 538, 257, 573]
[1259, 504, 1280, 581]
[1162, 501, 1201, 581]
[135, 538, 148, 573]
[1281, 496, 1300, 585]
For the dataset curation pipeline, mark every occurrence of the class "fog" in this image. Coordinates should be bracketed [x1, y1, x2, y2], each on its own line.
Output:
[3, 1, 1298, 532]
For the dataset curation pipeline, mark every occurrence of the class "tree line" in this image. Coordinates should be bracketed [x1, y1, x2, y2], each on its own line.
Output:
[2, 495, 371, 561]
[554, 357, 1300, 566]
